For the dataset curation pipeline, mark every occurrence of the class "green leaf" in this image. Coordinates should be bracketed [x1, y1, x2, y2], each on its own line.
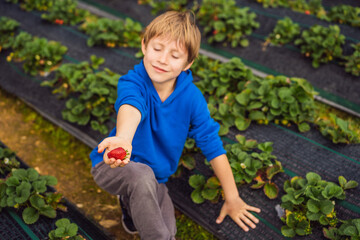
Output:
[32, 180, 47, 193]
[249, 111, 265, 120]
[56, 218, 71, 228]
[181, 155, 195, 170]
[214, 33, 226, 42]
[235, 134, 246, 144]
[338, 176, 347, 188]
[250, 181, 265, 189]
[319, 215, 329, 225]
[202, 188, 219, 201]
[247, 101, 262, 110]
[205, 176, 221, 189]
[320, 200, 334, 215]
[306, 211, 321, 221]
[12, 169, 27, 180]
[43, 176, 58, 186]
[306, 199, 320, 213]
[344, 180, 358, 190]
[23, 207, 39, 224]
[189, 175, 205, 189]
[235, 117, 251, 131]
[266, 161, 283, 180]
[218, 103, 229, 116]
[298, 122, 310, 132]
[343, 226, 357, 236]
[6, 176, 20, 187]
[66, 223, 79, 237]
[306, 172, 321, 185]
[240, 39, 249, 47]
[281, 225, 296, 237]
[30, 195, 45, 210]
[191, 189, 205, 204]
[27, 169, 39, 182]
[264, 182, 279, 199]
[40, 206, 56, 218]
[55, 227, 66, 237]
[235, 90, 250, 105]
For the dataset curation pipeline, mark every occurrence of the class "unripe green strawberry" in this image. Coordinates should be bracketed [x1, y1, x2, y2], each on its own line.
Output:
[107, 147, 129, 160]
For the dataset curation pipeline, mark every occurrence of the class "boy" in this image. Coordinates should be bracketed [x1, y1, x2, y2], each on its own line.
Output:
[90, 10, 261, 240]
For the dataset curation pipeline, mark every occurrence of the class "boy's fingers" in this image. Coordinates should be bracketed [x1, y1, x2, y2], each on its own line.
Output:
[216, 208, 226, 224]
[247, 206, 261, 213]
[234, 218, 248, 232]
[240, 215, 256, 229]
[245, 211, 259, 224]
[97, 140, 108, 153]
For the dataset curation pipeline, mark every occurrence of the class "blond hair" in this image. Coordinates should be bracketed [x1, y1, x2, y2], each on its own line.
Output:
[142, 10, 201, 64]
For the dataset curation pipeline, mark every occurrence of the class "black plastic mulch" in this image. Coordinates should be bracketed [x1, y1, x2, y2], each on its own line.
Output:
[0, 142, 112, 240]
[77, 0, 360, 114]
[1, 1, 360, 240]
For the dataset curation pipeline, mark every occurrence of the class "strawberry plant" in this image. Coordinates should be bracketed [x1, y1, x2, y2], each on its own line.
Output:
[61, 68, 120, 134]
[41, 0, 90, 26]
[189, 174, 223, 204]
[323, 218, 360, 240]
[315, 113, 360, 144]
[255, 0, 289, 8]
[0, 168, 66, 224]
[196, 0, 259, 47]
[280, 173, 358, 238]
[294, 25, 345, 68]
[0, 147, 20, 176]
[0, 17, 20, 52]
[265, 17, 300, 47]
[194, 57, 252, 98]
[226, 135, 282, 199]
[173, 138, 198, 178]
[48, 218, 86, 240]
[327, 5, 360, 27]
[227, 75, 317, 132]
[41, 55, 105, 98]
[342, 43, 360, 77]
[6, 0, 54, 11]
[192, 54, 221, 96]
[8, 32, 68, 76]
[138, 0, 189, 15]
[79, 17, 142, 48]
[189, 135, 283, 204]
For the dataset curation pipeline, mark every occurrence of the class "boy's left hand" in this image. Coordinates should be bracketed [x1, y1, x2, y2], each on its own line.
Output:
[216, 197, 261, 232]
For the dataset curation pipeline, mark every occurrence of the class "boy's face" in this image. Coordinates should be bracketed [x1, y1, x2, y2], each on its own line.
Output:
[142, 36, 193, 88]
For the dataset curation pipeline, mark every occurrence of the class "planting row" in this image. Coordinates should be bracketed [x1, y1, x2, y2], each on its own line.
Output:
[254, 0, 360, 27]
[1, 15, 359, 144]
[0, 146, 88, 239]
[4, 0, 360, 76]
[1, 119, 359, 239]
[140, 0, 360, 74]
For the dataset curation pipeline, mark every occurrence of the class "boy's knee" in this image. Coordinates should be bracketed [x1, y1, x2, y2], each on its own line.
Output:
[126, 162, 157, 192]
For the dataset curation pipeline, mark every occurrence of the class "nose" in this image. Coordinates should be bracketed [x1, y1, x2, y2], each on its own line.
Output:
[158, 52, 168, 65]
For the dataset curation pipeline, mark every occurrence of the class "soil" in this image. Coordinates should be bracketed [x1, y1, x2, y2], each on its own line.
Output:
[0, 87, 139, 240]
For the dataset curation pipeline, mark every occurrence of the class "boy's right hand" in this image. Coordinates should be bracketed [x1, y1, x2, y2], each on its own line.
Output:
[97, 136, 132, 168]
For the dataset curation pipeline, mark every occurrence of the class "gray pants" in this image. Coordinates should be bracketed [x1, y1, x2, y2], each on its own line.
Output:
[91, 161, 177, 240]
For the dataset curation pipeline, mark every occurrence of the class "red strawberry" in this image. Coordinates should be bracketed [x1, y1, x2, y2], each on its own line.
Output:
[107, 147, 129, 160]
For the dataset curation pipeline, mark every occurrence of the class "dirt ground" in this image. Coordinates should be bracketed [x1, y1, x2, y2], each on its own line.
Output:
[0, 88, 139, 240]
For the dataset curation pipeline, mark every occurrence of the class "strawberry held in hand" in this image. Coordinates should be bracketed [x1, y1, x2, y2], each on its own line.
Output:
[107, 147, 129, 160]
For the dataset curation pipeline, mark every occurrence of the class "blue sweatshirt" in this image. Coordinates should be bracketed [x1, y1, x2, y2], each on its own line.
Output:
[90, 61, 226, 183]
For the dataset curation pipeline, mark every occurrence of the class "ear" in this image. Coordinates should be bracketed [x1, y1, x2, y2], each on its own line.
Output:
[141, 39, 146, 56]
[183, 60, 194, 71]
